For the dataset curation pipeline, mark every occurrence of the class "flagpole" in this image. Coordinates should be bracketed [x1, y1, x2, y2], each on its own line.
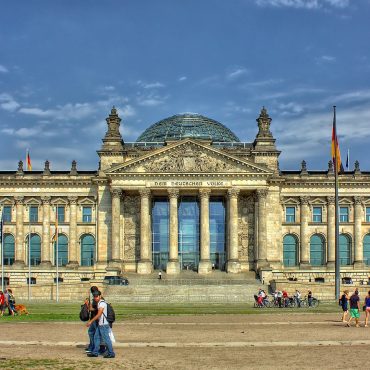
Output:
[1, 208, 4, 293]
[56, 205, 59, 303]
[28, 211, 31, 301]
[333, 106, 340, 301]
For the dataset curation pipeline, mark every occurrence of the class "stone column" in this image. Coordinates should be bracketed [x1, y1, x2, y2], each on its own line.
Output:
[354, 196, 364, 267]
[107, 188, 122, 272]
[327, 196, 335, 268]
[256, 189, 269, 268]
[166, 188, 180, 274]
[14, 196, 25, 266]
[300, 196, 310, 268]
[199, 188, 212, 274]
[137, 189, 153, 274]
[67, 196, 78, 268]
[40, 196, 51, 266]
[226, 188, 241, 273]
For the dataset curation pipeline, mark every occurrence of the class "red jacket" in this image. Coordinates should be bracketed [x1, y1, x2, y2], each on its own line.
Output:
[0, 294, 5, 305]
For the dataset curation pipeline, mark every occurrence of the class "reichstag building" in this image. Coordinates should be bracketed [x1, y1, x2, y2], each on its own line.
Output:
[1, 107, 370, 286]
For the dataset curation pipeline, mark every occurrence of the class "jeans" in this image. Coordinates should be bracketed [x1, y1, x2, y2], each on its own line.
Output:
[87, 321, 97, 351]
[92, 324, 115, 357]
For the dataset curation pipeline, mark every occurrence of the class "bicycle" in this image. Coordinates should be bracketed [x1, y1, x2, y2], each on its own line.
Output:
[300, 296, 319, 308]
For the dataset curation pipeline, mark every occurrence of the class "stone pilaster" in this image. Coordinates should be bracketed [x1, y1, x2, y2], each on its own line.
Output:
[256, 189, 269, 268]
[354, 196, 364, 267]
[107, 188, 123, 272]
[300, 196, 310, 268]
[327, 196, 335, 268]
[226, 188, 241, 273]
[40, 196, 52, 267]
[198, 188, 212, 274]
[137, 189, 153, 274]
[166, 188, 180, 274]
[14, 196, 25, 266]
[67, 196, 79, 268]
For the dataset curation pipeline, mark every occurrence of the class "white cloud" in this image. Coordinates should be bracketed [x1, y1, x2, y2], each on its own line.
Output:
[316, 55, 336, 64]
[178, 76, 187, 82]
[118, 104, 136, 118]
[255, 0, 350, 9]
[0, 64, 9, 73]
[0, 93, 20, 112]
[137, 80, 165, 89]
[226, 67, 248, 80]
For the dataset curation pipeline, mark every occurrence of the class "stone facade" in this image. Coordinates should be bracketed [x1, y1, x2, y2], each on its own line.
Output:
[1, 107, 370, 289]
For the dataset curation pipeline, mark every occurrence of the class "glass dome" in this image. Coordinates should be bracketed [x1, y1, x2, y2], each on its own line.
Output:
[136, 113, 240, 143]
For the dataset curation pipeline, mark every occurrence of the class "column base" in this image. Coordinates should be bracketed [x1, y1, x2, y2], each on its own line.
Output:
[326, 261, 335, 269]
[12, 260, 25, 268]
[39, 261, 52, 268]
[354, 261, 365, 269]
[137, 260, 153, 274]
[66, 261, 79, 269]
[198, 260, 212, 275]
[299, 262, 311, 270]
[106, 260, 122, 274]
[226, 260, 241, 274]
[256, 259, 270, 270]
[166, 260, 180, 275]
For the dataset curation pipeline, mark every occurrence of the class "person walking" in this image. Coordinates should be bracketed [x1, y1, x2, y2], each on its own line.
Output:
[0, 291, 5, 316]
[339, 290, 349, 322]
[86, 290, 115, 359]
[364, 290, 370, 327]
[347, 289, 361, 327]
[7, 289, 16, 316]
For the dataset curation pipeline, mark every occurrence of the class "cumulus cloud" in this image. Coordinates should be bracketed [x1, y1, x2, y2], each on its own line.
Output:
[0, 93, 20, 112]
[137, 93, 167, 107]
[255, 0, 350, 9]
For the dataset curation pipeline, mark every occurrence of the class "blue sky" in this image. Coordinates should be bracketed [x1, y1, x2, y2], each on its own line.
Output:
[1, 0, 370, 171]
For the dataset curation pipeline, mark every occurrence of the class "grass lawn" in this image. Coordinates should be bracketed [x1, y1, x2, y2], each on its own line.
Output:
[0, 301, 341, 322]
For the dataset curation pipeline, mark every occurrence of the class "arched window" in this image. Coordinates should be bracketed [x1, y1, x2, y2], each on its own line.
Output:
[54, 234, 68, 266]
[310, 234, 325, 266]
[363, 234, 370, 266]
[283, 234, 298, 267]
[28, 234, 41, 266]
[3, 234, 15, 265]
[81, 234, 95, 266]
[339, 234, 351, 266]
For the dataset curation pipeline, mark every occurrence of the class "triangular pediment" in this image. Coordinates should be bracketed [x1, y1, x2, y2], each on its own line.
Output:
[107, 139, 272, 176]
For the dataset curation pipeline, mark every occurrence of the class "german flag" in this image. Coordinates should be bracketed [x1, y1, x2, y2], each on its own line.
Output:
[26, 149, 32, 171]
[331, 106, 344, 173]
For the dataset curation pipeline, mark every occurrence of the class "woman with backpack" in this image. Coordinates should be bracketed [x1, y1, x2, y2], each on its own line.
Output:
[339, 290, 349, 322]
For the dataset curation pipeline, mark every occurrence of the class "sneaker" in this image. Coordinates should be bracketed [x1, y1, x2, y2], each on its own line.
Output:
[85, 349, 92, 353]
[87, 353, 99, 357]
[103, 353, 115, 358]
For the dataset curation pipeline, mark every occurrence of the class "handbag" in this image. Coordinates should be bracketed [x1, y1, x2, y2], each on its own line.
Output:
[108, 328, 116, 343]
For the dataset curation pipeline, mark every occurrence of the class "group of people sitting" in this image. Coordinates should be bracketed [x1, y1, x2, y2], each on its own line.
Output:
[255, 288, 313, 308]
[0, 289, 17, 316]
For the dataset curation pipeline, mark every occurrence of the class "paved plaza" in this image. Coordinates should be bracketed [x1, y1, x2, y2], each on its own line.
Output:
[0, 312, 368, 369]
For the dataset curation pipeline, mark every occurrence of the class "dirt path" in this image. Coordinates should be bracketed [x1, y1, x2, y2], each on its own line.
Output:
[0, 313, 369, 369]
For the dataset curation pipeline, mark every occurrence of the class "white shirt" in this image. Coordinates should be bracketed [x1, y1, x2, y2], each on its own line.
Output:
[98, 300, 108, 326]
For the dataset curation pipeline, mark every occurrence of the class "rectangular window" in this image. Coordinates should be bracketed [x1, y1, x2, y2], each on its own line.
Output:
[57, 206, 65, 222]
[2, 205, 12, 222]
[285, 206, 295, 223]
[313, 207, 322, 222]
[29, 206, 38, 222]
[82, 206, 92, 223]
[340, 207, 349, 222]
[366, 207, 370, 222]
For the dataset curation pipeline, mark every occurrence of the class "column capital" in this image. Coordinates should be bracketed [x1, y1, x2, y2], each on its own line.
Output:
[256, 189, 268, 200]
[68, 196, 78, 205]
[168, 188, 180, 199]
[41, 196, 51, 204]
[354, 196, 363, 205]
[111, 188, 123, 198]
[227, 188, 240, 199]
[327, 196, 335, 205]
[14, 196, 24, 205]
[300, 196, 310, 205]
[199, 188, 211, 199]
[139, 188, 151, 198]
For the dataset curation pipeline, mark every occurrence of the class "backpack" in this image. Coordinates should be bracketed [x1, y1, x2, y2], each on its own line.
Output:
[101, 300, 115, 327]
[79, 303, 90, 322]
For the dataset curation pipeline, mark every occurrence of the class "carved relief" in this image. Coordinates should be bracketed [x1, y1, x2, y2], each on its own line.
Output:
[142, 144, 237, 173]
[238, 195, 255, 261]
[123, 195, 140, 261]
